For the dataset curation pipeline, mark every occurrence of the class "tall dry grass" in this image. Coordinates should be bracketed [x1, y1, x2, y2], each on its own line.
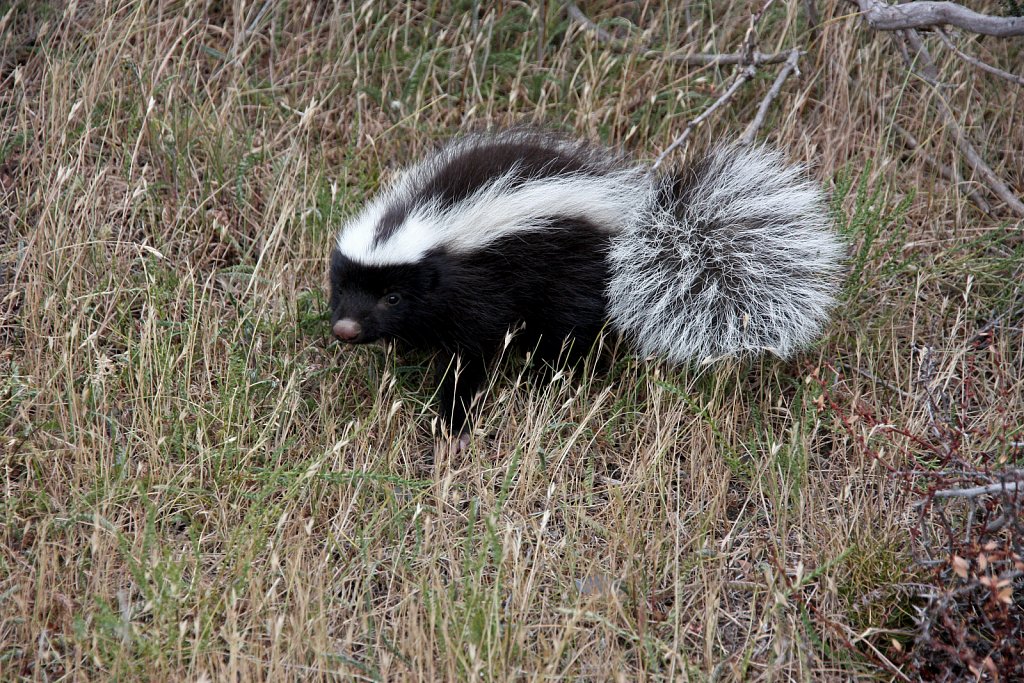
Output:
[1, 1, 1022, 680]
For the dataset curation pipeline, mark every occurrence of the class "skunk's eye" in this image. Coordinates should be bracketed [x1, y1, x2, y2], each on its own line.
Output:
[383, 293, 401, 306]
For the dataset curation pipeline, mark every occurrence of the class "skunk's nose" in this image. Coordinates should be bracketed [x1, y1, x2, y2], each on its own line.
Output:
[332, 318, 362, 341]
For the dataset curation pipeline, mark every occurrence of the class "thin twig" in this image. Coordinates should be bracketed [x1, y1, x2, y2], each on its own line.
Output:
[851, 0, 1024, 37]
[933, 29, 1024, 88]
[884, 110, 993, 215]
[901, 29, 1024, 218]
[564, 2, 794, 67]
[739, 48, 801, 146]
[651, 64, 758, 170]
[650, 0, 795, 169]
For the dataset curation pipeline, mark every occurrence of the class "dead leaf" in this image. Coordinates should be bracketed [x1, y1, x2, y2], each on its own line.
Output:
[952, 554, 969, 579]
[575, 573, 619, 598]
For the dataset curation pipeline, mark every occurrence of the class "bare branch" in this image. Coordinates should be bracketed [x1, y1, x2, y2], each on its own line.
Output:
[851, 0, 1024, 37]
[651, 64, 758, 170]
[661, 51, 796, 67]
[901, 29, 1024, 217]
[934, 29, 1024, 87]
[649, 0, 794, 169]
[739, 48, 802, 146]
[933, 479, 1023, 498]
[564, 2, 795, 66]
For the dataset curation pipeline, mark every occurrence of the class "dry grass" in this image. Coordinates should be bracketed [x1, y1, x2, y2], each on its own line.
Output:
[2, 1, 1023, 681]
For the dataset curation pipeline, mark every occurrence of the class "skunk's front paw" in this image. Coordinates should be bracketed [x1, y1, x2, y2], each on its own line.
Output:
[434, 431, 472, 458]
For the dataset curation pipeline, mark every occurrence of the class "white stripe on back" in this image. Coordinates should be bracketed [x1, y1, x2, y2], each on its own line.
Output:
[336, 152, 647, 266]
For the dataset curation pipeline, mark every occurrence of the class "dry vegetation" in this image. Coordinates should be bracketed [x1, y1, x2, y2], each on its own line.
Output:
[2, 1, 1023, 680]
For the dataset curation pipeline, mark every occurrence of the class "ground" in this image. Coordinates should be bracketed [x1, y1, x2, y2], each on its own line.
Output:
[1, 2, 1022, 681]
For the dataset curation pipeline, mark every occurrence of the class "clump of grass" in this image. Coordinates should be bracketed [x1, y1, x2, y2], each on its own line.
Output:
[2, 1, 1022, 680]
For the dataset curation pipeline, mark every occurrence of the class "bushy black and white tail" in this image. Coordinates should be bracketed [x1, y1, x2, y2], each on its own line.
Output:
[606, 145, 844, 363]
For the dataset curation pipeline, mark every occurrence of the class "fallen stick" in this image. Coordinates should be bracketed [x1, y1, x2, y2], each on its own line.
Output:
[933, 480, 1022, 498]
[851, 0, 1024, 37]
[933, 29, 1024, 88]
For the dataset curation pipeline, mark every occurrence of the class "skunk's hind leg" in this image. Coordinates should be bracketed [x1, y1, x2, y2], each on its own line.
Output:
[525, 324, 604, 382]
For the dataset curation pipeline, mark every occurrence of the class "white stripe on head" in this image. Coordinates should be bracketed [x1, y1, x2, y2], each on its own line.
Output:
[335, 203, 440, 266]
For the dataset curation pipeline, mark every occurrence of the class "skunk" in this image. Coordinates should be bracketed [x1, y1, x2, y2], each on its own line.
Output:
[329, 130, 843, 441]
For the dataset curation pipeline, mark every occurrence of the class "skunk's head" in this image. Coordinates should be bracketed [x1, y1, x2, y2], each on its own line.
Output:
[328, 248, 441, 345]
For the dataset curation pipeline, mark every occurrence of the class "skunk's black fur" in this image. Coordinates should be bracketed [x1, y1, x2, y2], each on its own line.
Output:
[331, 241, 609, 431]
[329, 134, 615, 432]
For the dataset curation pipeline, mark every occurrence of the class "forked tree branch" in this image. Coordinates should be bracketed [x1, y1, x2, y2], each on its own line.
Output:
[648, 0, 788, 168]
[739, 48, 802, 146]
[651, 64, 758, 170]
